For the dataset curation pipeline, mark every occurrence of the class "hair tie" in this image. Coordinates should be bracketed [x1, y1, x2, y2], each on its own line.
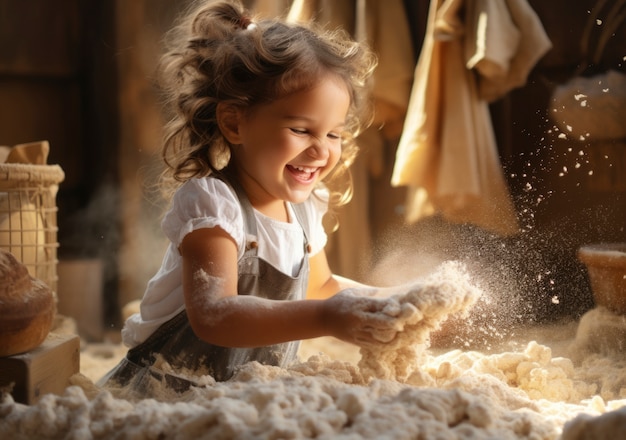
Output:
[238, 16, 256, 30]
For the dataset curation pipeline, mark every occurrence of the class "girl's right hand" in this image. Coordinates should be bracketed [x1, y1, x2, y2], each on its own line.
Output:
[321, 289, 404, 348]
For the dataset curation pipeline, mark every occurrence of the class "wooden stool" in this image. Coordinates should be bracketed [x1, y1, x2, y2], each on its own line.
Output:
[0, 333, 80, 404]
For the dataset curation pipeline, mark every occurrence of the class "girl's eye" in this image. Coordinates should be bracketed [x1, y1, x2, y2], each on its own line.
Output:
[290, 128, 341, 141]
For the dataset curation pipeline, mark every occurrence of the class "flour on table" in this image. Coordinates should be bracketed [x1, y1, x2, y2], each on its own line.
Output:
[4, 270, 626, 438]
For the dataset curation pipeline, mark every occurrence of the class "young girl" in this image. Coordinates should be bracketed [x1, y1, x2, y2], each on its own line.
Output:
[101, 0, 413, 393]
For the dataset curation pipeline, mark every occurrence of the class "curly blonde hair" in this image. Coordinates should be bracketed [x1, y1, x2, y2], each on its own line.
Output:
[157, 0, 376, 214]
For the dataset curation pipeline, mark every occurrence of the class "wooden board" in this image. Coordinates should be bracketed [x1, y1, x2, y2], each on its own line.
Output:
[0, 332, 80, 404]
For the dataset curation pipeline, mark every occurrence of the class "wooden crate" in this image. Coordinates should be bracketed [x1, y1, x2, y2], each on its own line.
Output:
[0, 332, 80, 404]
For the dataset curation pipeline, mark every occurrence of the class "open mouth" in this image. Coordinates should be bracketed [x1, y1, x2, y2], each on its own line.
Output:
[286, 165, 319, 183]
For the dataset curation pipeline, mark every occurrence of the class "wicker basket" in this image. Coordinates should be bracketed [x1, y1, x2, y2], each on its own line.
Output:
[0, 163, 65, 294]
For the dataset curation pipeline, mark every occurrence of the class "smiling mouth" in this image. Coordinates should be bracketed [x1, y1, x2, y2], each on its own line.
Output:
[287, 165, 319, 182]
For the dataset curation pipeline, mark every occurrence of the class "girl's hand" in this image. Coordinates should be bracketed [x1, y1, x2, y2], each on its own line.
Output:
[321, 289, 407, 347]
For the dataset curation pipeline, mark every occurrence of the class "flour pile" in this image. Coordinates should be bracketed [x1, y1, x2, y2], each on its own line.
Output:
[3, 269, 626, 438]
[2, 355, 561, 439]
[359, 261, 481, 382]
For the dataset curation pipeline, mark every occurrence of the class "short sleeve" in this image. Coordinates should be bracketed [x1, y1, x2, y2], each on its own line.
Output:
[161, 178, 245, 254]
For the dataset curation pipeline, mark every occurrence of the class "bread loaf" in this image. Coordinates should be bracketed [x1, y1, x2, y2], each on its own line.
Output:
[0, 249, 55, 357]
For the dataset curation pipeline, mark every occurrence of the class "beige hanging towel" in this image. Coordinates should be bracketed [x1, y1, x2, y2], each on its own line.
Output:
[465, 0, 552, 102]
[391, 0, 550, 236]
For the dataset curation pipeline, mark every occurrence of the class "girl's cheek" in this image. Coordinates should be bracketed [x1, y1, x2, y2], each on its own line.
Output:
[323, 154, 342, 178]
[330, 145, 342, 164]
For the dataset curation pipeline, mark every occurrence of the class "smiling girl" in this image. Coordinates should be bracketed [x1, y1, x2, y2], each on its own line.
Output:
[101, 0, 410, 394]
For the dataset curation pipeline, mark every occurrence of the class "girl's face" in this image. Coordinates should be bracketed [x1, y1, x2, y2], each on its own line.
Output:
[230, 75, 350, 214]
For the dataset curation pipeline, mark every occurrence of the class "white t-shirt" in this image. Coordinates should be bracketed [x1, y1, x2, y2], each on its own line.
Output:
[122, 177, 329, 348]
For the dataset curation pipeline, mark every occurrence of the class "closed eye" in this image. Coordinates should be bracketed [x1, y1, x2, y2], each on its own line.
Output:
[289, 127, 342, 141]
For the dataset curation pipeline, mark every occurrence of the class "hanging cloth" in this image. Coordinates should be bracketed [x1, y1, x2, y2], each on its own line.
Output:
[391, 0, 550, 236]
[467, 0, 553, 102]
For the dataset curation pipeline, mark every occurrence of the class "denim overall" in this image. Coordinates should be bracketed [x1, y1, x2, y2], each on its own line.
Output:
[100, 178, 310, 393]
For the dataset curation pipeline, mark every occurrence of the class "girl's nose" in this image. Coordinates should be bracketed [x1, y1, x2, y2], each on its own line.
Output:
[306, 136, 329, 160]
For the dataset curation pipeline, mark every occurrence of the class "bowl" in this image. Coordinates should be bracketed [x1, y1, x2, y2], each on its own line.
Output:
[578, 243, 626, 315]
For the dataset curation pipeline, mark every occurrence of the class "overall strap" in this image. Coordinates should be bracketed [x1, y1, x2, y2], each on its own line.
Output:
[226, 178, 258, 237]
[290, 202, 312, 255]
[212, 173, 258, 253]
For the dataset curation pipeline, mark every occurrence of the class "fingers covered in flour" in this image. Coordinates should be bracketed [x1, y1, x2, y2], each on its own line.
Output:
[323, 289, 410, 347]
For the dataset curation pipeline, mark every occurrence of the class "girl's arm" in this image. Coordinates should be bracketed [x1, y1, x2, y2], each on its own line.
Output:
[305, 249, 373, 299]
[180, 227, 395, 348]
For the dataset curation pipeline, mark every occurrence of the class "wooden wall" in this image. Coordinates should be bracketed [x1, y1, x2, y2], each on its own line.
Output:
[0, 0, 122, 328]
[1, 0, 624, 336]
